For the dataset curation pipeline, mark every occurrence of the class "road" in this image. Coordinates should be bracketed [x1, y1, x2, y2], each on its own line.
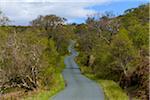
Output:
[52, 40, 104, 100]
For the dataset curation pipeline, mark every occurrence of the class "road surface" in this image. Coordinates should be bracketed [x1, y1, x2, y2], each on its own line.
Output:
[52, 40, 104, 100]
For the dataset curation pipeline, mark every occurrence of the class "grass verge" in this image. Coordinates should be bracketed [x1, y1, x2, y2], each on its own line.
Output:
[98, 80, 129, 100]
[23, 73, 65, 100]
[84, 74, 129, 100]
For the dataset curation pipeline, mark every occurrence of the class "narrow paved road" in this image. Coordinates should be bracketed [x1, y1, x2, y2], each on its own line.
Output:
[52, 40, 104, 100]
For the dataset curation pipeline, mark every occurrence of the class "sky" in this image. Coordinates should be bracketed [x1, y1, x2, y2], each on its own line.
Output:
[0, 0, 149, 25]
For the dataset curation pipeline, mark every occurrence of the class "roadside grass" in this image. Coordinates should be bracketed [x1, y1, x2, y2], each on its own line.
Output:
[24, 73, 65, 100]
[98, 80, 129, 100]
[84, 73, 129, 100]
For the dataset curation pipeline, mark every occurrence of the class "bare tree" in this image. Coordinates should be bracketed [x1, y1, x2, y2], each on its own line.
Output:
[0, 30, 43, 93]
[86, 12, 120, 45]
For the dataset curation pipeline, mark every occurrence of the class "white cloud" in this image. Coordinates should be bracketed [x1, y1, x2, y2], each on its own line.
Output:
[0, 2, 99, 25]
[0, 0, 148, 25]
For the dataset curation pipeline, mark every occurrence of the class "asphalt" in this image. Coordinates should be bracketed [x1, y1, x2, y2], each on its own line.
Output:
[52, 41, 104, 100]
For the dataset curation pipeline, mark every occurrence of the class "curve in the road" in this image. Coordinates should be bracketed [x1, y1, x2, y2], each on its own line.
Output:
[52, 40, 104, 100]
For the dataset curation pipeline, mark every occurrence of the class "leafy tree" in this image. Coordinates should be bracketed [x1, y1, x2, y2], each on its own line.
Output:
[77, 4, 149, 99]
[110, 28, 136, 77]
[52, 25, 76, 55]
[30, 15, 66, 38]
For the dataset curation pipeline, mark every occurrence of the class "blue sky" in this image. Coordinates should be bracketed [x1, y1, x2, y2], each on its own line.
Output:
[0, 0, 149, 25]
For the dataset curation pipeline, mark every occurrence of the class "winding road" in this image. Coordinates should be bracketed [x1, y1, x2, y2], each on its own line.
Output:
[52, 40, 104, 100]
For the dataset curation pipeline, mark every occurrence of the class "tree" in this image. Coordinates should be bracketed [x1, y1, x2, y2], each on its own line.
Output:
[76, 4, 149, 99]
[0, 30, 43, 92]
[30, 15, 66, 38]
[52, 25, 76, 54]
[110, 28, 136, 78]
[86, 12, 120, 45]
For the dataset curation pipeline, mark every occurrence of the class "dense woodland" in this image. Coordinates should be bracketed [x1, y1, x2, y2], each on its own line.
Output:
[0, 3, 149, 99]
[76, 4, 149, 99]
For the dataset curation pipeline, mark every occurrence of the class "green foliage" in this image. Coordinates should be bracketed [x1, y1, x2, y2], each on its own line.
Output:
[110, 28, 135, 63]
[76, 4, 149, 99]
[51, 25, 76, 55]
[0, 3, 149, 99]
[39, 39, 60, 88]
[0, 26, 65, 99]
[30, 15, 66, 31]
